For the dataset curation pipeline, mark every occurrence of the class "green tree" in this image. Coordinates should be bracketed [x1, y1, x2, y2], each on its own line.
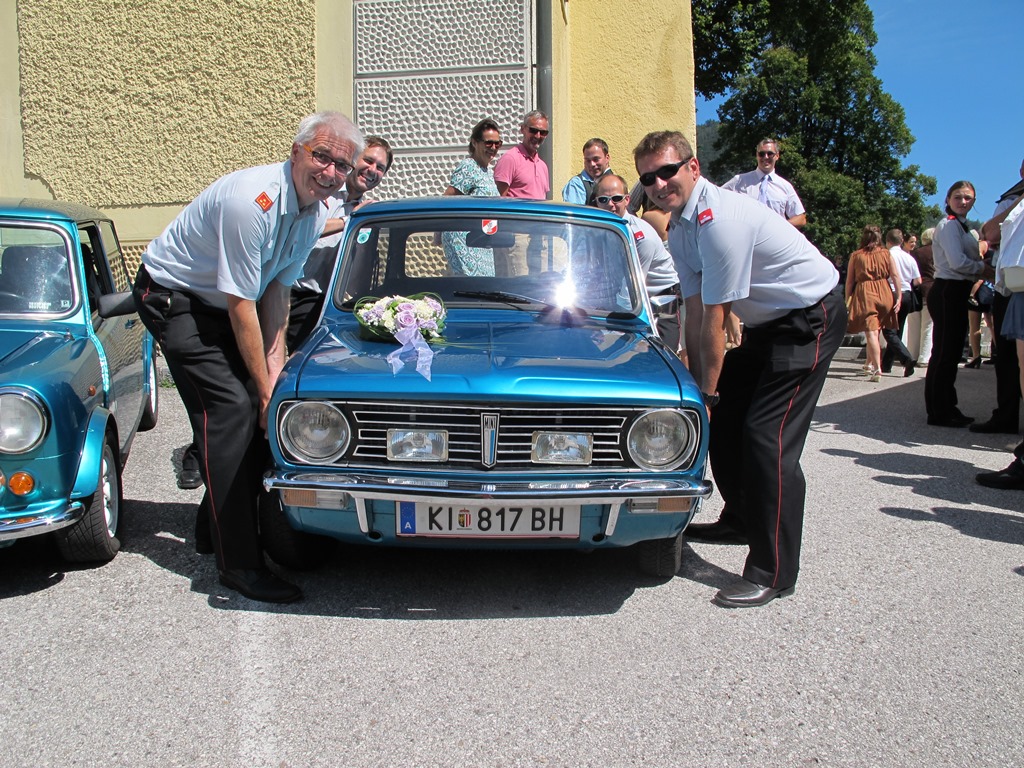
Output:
[691, 0, 769, 99]
[694, 0, 940, 260]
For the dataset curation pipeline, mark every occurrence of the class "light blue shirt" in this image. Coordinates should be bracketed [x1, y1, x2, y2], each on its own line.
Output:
[560, 169, 612, 205]
[624, 212, 678, 296]
[931, 215, 985, 281]
[668, 177, 837, 328]
[143, 160, 328, 309]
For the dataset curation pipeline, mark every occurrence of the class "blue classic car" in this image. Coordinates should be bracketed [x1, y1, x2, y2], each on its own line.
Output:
[262, 197, 710, 577]
[0, 199, 158, 562]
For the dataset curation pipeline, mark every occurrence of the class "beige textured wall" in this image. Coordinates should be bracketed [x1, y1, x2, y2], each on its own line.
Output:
[6, 0, 349, 242]
[554, 0, 695, 195]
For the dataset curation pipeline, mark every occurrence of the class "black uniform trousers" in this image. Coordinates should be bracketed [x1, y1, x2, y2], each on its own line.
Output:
[133, 266, 267, 571]
[710, 287, 846, 590]
[924, 278, 973, 421]
[989, 291, 1022, 430]
[881, 290, 915, 370]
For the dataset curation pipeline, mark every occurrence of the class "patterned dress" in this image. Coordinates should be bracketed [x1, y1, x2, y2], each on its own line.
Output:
[442, 157, 499, 276]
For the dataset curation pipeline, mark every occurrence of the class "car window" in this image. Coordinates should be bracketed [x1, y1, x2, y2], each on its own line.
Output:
[97, 220, 131, 292]
[334, 216, 642, 315]
[0, 226, 75, 316]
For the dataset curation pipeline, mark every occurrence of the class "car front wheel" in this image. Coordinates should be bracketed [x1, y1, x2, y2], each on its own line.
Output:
[56, 439, 121, 562]
[258, 488, 333, 570]
[636, 530, 684, 578]
[138, 356, 159, 431]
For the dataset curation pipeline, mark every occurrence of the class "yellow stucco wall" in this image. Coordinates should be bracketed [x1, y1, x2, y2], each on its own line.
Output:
[551, 0, 695, 196]
[3, 0, 353, 243]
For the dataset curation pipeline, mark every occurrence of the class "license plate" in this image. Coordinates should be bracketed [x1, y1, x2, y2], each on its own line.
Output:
[397, 502, 581, 538]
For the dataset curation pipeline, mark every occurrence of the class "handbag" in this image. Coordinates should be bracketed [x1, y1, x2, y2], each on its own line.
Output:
[907, 285, 923, 313]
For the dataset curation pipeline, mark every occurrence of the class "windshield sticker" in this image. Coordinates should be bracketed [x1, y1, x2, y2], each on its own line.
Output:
[482, 219, 498, 235]
[356, 229, 370, 244]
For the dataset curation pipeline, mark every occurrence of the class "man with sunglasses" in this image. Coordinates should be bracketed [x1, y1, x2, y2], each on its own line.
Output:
[133, 112, 363, 603]
[562, 138, 613, 206]
[288, 136, 393, 351]
[634, 131, 845, 608]
[494, 110, 550, 200]
[593, 174, 681, 352]
[723, 139, 806, 229]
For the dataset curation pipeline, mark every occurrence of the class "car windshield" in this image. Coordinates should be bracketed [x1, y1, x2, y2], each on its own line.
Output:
[333, 215, 643, 316]
[0, 227, 74, 316]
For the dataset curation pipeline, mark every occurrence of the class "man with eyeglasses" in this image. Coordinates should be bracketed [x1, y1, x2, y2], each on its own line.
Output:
[494, 110, 550, 200]
[562, 138, 613, 206]
[593, 174, 681, 353]
[634, 131, 845, 608]
[133, 111, 363, 603]
[288, 136, 393, 351]
[722, 138, 806, 229]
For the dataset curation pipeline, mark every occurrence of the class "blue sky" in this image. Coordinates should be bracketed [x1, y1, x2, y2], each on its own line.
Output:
[696, 0, 1022, 221]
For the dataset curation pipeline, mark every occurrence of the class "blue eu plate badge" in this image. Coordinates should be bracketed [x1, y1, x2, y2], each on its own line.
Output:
[399, 501, 416, 534]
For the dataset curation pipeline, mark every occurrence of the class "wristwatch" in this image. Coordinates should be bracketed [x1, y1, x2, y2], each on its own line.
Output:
[701, 391, 720, 407]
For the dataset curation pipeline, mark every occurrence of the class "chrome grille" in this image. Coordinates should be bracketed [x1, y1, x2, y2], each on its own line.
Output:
[345, 402, 635, 469]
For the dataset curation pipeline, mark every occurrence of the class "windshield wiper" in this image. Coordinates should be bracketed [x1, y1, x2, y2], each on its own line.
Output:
[453, 289, 540, 309]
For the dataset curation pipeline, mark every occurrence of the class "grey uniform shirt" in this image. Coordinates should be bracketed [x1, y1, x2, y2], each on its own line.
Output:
[623, 211, 678, 297]
[932, 215, 985, 281]
[293, 194, 362, 294]
[143, 160, 327, 309]
[722, 168, 805, 221]
[668, 177, 837, 328]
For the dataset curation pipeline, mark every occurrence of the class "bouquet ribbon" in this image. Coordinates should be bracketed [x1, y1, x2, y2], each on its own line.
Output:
[387, 325, 435, 380]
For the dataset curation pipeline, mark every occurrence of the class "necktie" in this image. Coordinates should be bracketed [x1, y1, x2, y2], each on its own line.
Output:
[758, 174, 770, 205]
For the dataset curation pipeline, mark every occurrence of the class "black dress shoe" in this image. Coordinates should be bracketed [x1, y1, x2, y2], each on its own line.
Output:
[969, 419, 1019, 434]
[903, 361, 916, 378]
[685, 520, 748, 545]
[177, 467, 203, 490]
[713, 580, 795, 608]
[975, 459, 1024, 491]
[219, 568, 303, 603]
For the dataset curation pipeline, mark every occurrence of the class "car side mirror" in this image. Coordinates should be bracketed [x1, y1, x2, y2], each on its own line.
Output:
[97, 291, 138, 318]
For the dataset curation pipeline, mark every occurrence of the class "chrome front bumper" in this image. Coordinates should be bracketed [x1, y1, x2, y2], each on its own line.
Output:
[0, 501, 85, 541]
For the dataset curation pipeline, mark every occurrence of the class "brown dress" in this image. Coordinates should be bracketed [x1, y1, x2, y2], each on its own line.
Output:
[847, 246, 897, 332]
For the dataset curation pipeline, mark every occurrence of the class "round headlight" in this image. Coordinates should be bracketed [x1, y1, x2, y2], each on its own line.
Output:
[626, 409, 697, 471]
[0, 390, 48, 454]
[280, 402, 350, 464]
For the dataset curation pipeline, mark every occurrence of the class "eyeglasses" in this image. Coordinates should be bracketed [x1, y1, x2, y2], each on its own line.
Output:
[596, 194, 627, 204]
[302, 144, 354, 176]
[638, 158, 691, 187]
[527, 126, 550, 137]
[758, 151, 777, 159]
[481, 140, 503, 148]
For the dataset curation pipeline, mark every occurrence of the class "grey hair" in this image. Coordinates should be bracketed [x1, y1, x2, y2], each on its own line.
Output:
[294, 111, 364, 155]
[521, 110, 549, 128]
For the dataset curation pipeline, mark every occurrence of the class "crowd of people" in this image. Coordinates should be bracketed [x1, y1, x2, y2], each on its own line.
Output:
[134, 106, 1023, 606]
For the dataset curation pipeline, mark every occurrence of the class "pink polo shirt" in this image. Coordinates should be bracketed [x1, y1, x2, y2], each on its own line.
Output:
[493, 143, 550, 200]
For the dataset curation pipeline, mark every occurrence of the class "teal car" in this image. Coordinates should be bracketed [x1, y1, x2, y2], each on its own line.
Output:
[0, 199, 158, 562]
[262, 198, 711, 578]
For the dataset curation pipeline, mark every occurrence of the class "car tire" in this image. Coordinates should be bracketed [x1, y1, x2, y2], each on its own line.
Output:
[258, 488, 332, 570]
[56, 439, 121, 563]
[636, 531, 684, 578]
[138, 356, 159, 431]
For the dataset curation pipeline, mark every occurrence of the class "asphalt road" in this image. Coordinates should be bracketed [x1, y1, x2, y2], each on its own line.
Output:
[1, 354, 1022, 767]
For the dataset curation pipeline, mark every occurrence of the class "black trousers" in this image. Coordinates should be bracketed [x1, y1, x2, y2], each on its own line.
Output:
[881, 290, 915, 369]
[989, 291, 1022, 429]
[287, 288, 327, 353]
[133, 266, 267, 571]
[925, 278, 973, 421]
[710, 288, 847, 589]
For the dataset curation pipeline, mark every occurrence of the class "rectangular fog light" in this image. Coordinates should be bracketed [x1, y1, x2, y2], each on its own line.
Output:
[532, 432, 593, 465]
[387, 429, 448, 462]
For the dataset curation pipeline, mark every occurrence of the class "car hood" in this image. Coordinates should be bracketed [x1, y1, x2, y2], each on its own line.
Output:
[0, 328, 73, 370]
[284, 317, 689, 404]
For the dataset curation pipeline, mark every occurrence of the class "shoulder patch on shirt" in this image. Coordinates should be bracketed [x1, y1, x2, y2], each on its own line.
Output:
[633, 228, 645, 243]
[255, 191, 274, 212]
[946, 214, 957, 220]
[697, 208, 714, 226]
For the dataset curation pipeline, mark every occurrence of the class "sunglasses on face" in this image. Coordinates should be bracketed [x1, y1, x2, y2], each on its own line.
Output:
[481, 140, 503, 148]
[527, 126, 550, 137]
[596, 194, 627, 204]
[758, 151, 777, 159]
[638, 158, 690, 187]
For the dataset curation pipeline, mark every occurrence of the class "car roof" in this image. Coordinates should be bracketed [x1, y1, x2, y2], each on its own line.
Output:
[348, 196, 630, 227]
[0, 198, 112, 225]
